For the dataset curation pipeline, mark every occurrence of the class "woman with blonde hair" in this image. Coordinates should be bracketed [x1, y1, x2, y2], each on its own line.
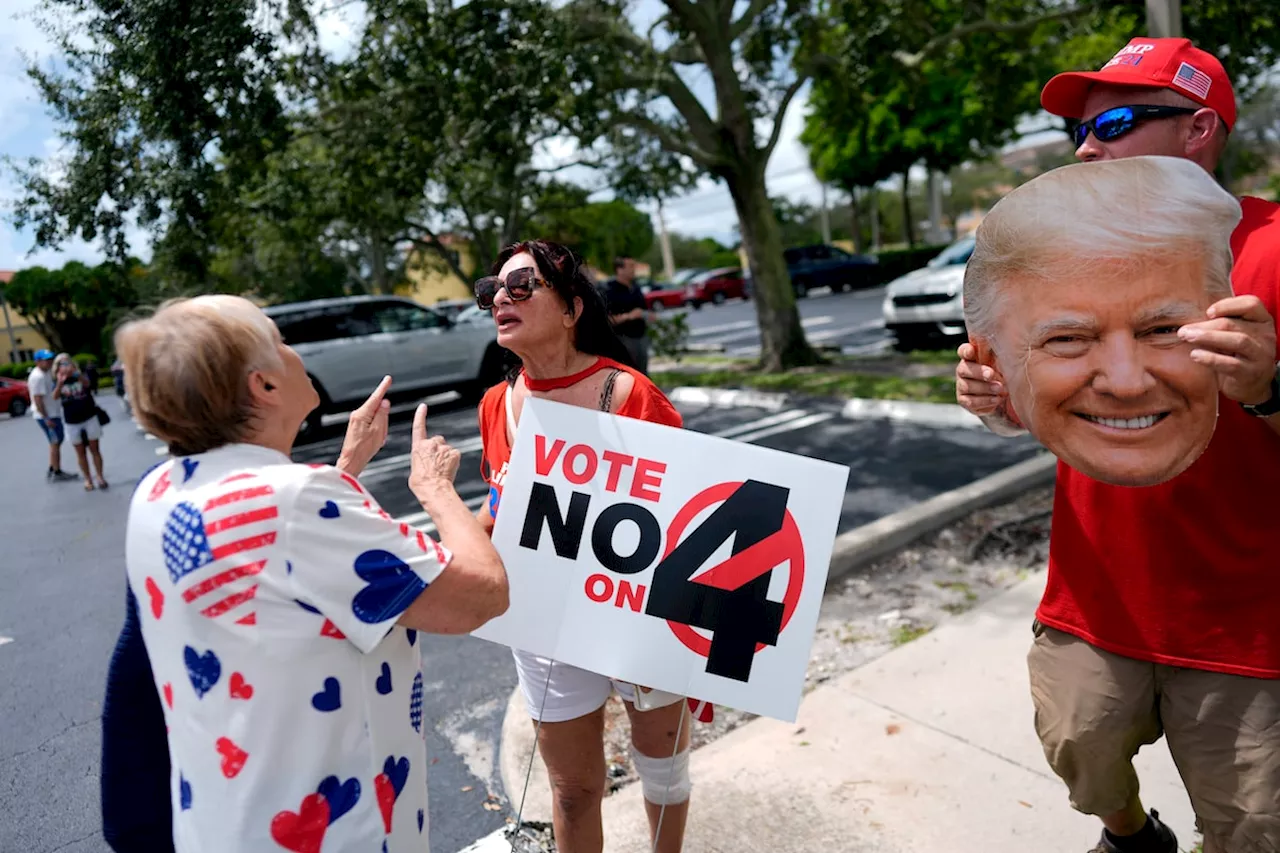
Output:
[102, 294, 508, 852]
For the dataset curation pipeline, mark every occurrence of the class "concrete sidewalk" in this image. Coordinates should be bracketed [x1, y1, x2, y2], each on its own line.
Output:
[586, 571, 1198, 852]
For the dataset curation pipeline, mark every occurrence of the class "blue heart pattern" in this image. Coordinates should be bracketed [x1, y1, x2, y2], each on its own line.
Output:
[162, 502, 213, 584]
[181, 458, 199, 482]
[183, 646, 221, 699]
[311, 677, 342, 712]
[351, 550, 427, 625]
[383, 755, 410, 798]
[319, 500, 340, 519]
[179, 775, 192, 811]
[317, 775, 361, 825]
[376, 662, 393, 695]
[410, 672, 423, 734]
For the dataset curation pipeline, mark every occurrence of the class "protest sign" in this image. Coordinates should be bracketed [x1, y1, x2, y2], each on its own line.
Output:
[471, 397, 850, 722]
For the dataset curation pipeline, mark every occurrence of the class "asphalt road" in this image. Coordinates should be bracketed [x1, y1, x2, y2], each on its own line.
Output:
[0, 383, 1039, 853]
[669, 284, 893, 357]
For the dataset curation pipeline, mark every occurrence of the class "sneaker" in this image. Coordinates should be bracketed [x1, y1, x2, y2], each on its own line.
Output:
[1090, 810, 1178, 853]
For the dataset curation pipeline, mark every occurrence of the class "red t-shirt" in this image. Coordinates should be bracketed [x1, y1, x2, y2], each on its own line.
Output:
[477, 358, 684, 523]
[1038, 196, 1280, 678]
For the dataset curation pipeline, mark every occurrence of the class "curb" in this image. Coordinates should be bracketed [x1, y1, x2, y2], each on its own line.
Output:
[668, 386, 985, 430]
[666, 386, 791, 412]
[491, 451, 1059, 832]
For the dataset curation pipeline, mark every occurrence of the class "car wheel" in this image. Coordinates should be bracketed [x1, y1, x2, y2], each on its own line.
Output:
[711, 292, 726, 305]
[891, 332, 926, 353]
[295, 377, 330, 445]
[793, 279, 809, 299]
[686, 300, 701, 310]
[651, 301, 664, 312]
[461, 343, 508, 402]
[9, 398, 27, 417]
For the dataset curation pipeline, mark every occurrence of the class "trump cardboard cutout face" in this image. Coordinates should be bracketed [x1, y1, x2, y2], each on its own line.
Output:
[963, 156, 1242, 487]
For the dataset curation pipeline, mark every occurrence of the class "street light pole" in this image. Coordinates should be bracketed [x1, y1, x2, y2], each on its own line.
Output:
[1146, 0, 1182, 38]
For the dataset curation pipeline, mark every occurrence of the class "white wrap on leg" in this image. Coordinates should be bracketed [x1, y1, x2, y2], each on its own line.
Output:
[630, 745, 692, 805]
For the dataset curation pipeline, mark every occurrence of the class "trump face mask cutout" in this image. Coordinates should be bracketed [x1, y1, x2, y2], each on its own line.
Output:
[963, 156, 1241, 487]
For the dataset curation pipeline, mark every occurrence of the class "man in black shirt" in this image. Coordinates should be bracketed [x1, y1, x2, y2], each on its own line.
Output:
[603, 256, 651, 374]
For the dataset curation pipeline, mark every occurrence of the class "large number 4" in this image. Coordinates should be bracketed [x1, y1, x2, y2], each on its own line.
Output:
[645, 480, 789, 682]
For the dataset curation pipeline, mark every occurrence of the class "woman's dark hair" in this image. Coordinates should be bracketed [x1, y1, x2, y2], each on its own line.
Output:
[490, 240, 635, 381]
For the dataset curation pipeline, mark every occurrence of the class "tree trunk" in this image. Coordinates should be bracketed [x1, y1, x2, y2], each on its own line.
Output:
[846, 184, 865, 253]
[901, 174, 917, 248]
[726, 168, 821, 371]
[869, 186, 881, 250]
[369, 236, 392, 295]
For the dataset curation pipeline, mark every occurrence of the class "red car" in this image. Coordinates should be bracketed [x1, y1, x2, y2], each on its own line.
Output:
[0, 377, 30, 417]
[642, 281, 690, 311]
[685, 267, 749, 307]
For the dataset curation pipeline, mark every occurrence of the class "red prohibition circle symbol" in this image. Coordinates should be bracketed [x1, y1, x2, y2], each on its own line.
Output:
[661, 481, 805, 657]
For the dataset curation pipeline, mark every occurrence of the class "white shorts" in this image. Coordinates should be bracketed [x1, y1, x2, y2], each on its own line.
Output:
[68, 417, 102, 445]
[513, 649, 684, 723]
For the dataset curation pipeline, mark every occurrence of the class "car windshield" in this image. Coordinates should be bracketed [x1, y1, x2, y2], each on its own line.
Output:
[927, 237, 976, 268]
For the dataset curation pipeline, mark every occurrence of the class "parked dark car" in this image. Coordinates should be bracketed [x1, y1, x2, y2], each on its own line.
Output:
[684, 267, 749, 307]
[784, 244, 879, 297]
[0, 377, 30, 417]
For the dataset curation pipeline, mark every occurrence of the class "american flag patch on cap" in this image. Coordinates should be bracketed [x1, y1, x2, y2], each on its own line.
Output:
[1172, 62, 1212, 99]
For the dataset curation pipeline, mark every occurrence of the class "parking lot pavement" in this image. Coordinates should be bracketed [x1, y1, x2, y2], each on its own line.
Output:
[0, 390, 1039, 853]
[671, 285, 895, 356]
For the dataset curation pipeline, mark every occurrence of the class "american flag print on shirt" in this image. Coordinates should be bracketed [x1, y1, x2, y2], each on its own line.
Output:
[162, 473, 278, 626]
[1172, 62, 1212, 99]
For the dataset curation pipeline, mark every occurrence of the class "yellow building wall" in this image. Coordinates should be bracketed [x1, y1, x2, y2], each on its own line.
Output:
[1, 305, 51, 363]
[400, 242, 476, 306]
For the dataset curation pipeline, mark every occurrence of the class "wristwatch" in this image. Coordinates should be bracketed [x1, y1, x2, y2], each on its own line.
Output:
[1241, 361, 1280, 418]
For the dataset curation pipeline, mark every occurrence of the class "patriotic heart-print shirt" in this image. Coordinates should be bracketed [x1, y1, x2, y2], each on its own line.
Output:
[125, 443, 450, 853]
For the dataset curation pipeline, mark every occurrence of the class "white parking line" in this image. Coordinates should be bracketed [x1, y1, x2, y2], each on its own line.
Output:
[0, 636, 13, 648]
[359, 435, 487, 479]
[686, 319, 755, 337]
[696, 315, 834, 347]
[805, 319, 884, 343]
[730, 412, 835, 443]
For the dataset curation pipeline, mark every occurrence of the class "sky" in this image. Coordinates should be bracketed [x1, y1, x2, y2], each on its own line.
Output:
[0, 0, 1060, 272]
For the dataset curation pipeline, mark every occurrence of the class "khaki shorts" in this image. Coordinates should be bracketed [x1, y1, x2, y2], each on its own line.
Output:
[1027, 623, 1280, 852]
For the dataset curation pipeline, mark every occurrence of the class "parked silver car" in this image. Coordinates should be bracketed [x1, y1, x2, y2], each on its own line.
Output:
[881, 236, 974, 351]
[264, 296, 504, 438]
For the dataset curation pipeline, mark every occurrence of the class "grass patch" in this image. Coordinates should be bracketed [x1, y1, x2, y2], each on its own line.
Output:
[934, 580, 978, 602]
[890, 624, 933, 646]
[941, 602, 972, 615]
[650, 367, 956, 403]
[905, 348, 961, 366]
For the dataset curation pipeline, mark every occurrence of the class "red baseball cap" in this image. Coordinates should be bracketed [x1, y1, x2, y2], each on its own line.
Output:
[1041, 37, 1237, 131]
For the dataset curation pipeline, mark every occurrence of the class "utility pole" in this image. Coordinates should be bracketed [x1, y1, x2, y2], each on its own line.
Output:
[0, 287, 17, 364]
[819, 183, 832, 245]
[1146, 0, 1181, 37]
[656, 199, 676, 281]
[869, 186, 881, 250]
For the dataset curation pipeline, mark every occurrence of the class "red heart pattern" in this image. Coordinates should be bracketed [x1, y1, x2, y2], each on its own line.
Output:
[216, 737, 248, 778]
[147, 468, 172, 502]
[374, 773, 395, 834]
[145, 577, 164, 619]
[269, 793, 330, 853]
[229, 672, 253, 700]
[162, 683, 173, 709]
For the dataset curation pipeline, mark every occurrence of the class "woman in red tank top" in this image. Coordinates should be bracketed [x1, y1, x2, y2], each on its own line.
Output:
[473, 240, 694, 853]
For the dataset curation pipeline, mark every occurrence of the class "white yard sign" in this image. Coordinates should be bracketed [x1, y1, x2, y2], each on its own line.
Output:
[471, 398, 850, 722]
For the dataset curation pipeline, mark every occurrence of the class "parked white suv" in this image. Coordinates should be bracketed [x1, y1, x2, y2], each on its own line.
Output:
[264, 296, 504, 439]
[881, 236, 974, 351]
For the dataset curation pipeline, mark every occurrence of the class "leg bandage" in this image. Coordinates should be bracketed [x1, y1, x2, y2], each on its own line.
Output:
[630, 746, 692, 805]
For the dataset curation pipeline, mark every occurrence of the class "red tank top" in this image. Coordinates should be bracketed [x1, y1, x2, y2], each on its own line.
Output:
[1037, 197, 1280, 678]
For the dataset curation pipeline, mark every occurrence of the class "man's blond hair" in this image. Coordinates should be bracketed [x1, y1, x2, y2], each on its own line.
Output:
[963, 155, 1241, 342]
[115, 295, 284, 456]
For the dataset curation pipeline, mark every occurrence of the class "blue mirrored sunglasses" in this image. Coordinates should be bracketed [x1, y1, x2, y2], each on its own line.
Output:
[1073, 105, 1198, 147]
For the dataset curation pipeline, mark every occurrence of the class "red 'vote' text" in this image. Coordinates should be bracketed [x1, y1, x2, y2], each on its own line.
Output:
[535, 434, 666, 501]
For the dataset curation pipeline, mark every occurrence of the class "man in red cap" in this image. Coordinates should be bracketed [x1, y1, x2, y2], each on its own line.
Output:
[954, 38, 1280, 853]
